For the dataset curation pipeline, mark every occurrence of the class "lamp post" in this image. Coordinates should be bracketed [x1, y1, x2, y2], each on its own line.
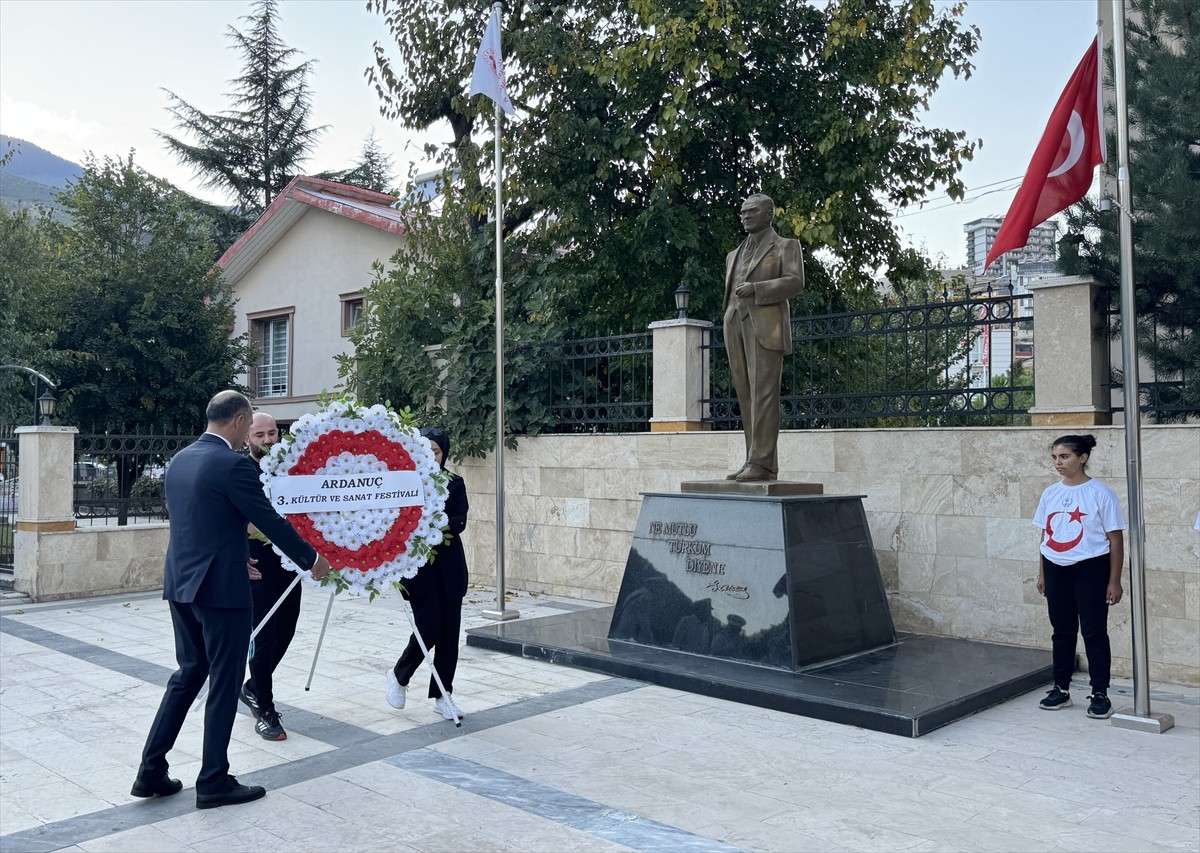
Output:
[1, 364, 57, 425]
[37, 390, 57, 426]
[673, 282, 691, 320]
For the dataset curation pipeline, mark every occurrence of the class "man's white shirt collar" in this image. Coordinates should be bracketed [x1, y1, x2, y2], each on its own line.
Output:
[202, 431, 233, 450]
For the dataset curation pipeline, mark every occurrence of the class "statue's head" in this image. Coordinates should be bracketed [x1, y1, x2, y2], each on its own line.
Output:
[739, 194, 774, 234]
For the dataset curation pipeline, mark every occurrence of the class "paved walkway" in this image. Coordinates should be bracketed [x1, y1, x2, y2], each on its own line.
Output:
[0, 586, 1196, 853]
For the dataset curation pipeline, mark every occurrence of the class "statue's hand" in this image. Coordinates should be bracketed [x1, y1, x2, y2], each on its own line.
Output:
[735, 282, 756, 298]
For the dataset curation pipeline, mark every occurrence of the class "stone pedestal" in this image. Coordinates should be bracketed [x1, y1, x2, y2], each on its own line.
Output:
[608, 491, 895, 670]
[14, 425, 78, 599]
[648, 318, 712, 432]
[1025, 275, 1111, 426]
[15, 426, 77, 531]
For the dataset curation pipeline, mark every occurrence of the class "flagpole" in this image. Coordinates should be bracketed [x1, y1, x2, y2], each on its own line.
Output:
[1109, 0, 1171, 734]
[482, 0, 517, 622]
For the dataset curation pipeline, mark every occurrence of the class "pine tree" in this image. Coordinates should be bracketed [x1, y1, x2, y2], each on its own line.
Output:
[316, 129, 396, 193]
[158, 0, 325, 218]
[1060, 0, 1200, 418]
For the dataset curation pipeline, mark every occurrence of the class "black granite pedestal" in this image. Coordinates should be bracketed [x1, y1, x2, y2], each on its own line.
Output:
[609, 492, 895, 670]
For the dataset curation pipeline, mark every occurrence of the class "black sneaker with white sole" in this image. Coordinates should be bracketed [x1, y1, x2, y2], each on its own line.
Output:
[1038, 686, 1072, 710]
[1086, 693, 1114, 719]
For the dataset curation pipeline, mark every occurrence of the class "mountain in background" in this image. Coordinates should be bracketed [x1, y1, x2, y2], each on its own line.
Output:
[1, 135, 82, 185]
[0, 135, 82, 218]
[0, 136, 248, 253]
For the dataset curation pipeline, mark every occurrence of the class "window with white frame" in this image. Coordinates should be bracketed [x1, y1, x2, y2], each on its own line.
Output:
[341, 293, 364, 336]
[250, 312, 292, 397]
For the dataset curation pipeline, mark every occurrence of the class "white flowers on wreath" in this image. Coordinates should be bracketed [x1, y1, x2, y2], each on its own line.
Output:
[256, 398, 450, 599]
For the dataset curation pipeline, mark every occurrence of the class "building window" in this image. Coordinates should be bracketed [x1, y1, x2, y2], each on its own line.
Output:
[249, 311, 292, 398]
[341, 293, 364, 336]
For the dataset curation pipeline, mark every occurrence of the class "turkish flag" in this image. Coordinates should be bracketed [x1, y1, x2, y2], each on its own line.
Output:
[985, 35, 1105, 270]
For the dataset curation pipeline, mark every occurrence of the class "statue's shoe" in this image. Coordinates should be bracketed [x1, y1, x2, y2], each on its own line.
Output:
[735, 464, 773, 482]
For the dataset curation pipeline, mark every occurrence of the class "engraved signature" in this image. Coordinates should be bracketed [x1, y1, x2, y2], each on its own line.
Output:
[706, 580, 750, 600]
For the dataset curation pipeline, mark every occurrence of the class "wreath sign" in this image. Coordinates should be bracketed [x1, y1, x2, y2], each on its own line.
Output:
[258, 400, 449, 599]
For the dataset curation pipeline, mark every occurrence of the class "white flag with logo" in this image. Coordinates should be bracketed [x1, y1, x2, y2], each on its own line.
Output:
[469, 7, 515, 115]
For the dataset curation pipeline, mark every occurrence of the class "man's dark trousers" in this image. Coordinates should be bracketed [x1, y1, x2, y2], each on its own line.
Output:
[140, 602, 251, 793]
[245, 539, 301, 716]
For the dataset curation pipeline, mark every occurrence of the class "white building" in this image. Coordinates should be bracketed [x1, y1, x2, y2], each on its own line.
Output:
[218, 177, 408, 424]
[963, 216, 1057, 277]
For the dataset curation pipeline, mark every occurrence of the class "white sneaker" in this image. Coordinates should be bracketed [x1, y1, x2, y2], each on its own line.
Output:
[386, 670, 406, 709]
[434, 694, 463, 721]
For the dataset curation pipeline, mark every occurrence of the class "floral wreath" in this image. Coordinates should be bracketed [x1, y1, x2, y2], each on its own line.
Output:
[257, 398, 449, 598]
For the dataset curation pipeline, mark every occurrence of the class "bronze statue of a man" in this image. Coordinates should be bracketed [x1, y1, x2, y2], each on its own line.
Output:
[722, 193, 805, 481]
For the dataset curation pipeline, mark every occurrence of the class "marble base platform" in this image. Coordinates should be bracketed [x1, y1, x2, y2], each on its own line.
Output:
[466, 606, 1053, 737]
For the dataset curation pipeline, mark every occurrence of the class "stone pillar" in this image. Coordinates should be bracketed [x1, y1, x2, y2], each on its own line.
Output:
[1025, 275, 1112, 426]
[14, 425, 77, 597]
[648, 318, 712, 432]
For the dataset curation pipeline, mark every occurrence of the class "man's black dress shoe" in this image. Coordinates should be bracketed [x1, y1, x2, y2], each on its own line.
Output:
[130, 775, 183, 798]
[195, 775, 266, 809]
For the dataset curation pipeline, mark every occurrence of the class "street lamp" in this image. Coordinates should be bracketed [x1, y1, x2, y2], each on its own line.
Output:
[38, 390, 57, 426]
[673, 282, 691, 320]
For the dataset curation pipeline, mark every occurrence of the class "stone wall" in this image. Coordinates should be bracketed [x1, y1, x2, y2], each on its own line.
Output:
[456, 425, 1200, 685]
[14, 524, 169, 602]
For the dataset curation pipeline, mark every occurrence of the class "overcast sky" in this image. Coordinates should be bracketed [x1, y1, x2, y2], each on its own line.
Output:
[0, 0, 1099, 267]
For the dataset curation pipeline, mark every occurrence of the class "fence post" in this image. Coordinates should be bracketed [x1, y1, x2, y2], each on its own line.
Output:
[648, 318, 713, 432]
[1025, 275, 1112, 426]
[13, 425, 78, 598]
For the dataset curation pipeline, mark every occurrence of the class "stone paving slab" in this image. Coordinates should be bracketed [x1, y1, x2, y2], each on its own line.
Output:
[0, 586, 1196, 853]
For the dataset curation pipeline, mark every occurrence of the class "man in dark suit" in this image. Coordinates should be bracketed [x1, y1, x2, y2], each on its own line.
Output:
[722, 193, 805, 481]
[131, 391, 331, 809]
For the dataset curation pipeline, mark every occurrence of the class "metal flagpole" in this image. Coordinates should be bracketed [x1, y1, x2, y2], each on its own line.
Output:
[1108, 0, 1172, 734]
[482, 0, 517, 622]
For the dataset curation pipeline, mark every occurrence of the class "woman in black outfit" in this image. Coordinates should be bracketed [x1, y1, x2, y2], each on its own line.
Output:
[386, 427, 469, 720]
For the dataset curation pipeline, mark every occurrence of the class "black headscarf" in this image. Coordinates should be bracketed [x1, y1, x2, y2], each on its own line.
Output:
[420, 426, 450, 469]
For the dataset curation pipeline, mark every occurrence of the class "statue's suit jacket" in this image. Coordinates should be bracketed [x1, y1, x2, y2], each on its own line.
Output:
[162, 433, 316, 608]
[722, 228, 806, 354]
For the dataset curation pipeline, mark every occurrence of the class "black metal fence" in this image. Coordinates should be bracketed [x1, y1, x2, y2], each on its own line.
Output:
[1, 425, 17, 578]
[1105, 291, 1199, 422]
[540, 330, 654, 433]
[703, 289, 1035, 430]
[73, 433, 197, 526]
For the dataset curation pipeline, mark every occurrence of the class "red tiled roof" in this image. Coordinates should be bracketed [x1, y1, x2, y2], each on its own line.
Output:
[216, 177, 408, 284]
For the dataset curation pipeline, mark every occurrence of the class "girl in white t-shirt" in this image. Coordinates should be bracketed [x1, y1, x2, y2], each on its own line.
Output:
[1032, 434, 1126, 720]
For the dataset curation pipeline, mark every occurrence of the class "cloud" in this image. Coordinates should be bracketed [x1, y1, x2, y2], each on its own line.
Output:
[0, 92, 106, 161]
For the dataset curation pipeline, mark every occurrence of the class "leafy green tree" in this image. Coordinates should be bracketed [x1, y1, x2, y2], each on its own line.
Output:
[1059, 0, 1199, 418]
[317, 129, 396, 193]
[356, 0, 982, 448]
[340, 182, 571, 458]
[159, 0, 325, 219]
[0, 208, 66, 425]
[367, 0, 979, 330]
[52, 154, 254, 433]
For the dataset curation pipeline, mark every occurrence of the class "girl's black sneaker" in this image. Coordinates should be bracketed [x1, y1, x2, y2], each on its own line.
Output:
[1039, 686, 1072, 710]
[1086, 693, 1114, 719]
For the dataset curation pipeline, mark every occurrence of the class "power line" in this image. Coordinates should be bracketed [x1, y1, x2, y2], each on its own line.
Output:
[888, 174, 1024, 218]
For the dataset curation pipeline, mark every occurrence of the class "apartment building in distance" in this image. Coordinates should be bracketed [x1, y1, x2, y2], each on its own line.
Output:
[963, 216, 1057, 277]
